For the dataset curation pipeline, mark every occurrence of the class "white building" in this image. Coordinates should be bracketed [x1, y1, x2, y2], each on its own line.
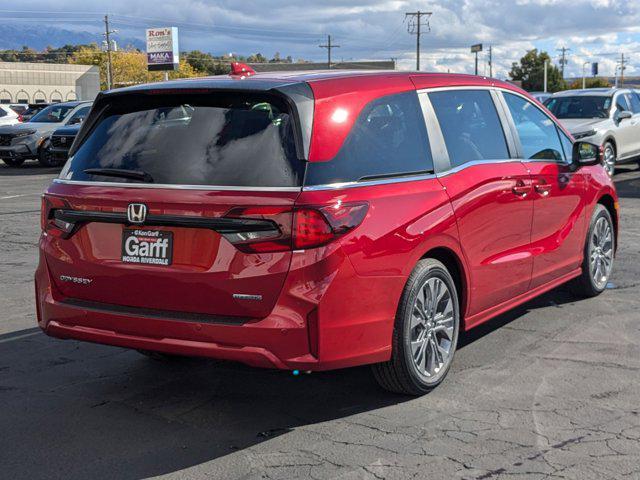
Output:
[0, 62, 100, 104]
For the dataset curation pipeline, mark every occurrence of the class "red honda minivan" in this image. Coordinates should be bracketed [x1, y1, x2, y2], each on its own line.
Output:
[35, 69, 618, 395]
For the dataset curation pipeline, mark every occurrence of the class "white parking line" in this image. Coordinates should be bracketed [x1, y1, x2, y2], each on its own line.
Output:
[0, 331, 41, 343]
[0, 193, 41, 200]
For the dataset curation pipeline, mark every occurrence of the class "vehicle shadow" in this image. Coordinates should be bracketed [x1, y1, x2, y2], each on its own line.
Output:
[1, 287, 579, 480]
[0, 328, 408, 480]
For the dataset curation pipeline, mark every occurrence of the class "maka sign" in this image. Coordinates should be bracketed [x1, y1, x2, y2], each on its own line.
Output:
[146, 27, 179, 71]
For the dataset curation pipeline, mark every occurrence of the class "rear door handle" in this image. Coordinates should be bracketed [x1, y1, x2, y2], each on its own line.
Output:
[512, 179, 532, 196]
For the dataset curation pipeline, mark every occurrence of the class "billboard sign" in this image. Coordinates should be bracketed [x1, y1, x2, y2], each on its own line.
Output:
[470, 43, 483, 53]
[146, 27, 179, 71]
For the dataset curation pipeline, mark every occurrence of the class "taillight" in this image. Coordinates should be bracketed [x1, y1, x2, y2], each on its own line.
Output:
[224, 206, 293, 253]
[224, 202, 368, 253]
[17, 115, 23, 122]
[41, 195, 74, 237]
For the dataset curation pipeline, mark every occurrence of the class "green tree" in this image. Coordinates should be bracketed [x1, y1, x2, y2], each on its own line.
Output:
[509, 49, 565, 92]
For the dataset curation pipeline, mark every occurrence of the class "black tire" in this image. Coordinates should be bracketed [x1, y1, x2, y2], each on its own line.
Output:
[372, 258, 460, 395]
[2, 158, 25, 167]
[571, 204, 615, 298]
[38, 147, 60, 167]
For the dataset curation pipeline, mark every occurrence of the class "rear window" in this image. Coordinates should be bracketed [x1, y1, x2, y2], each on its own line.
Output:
[61, 93, 304, 188]
[304, 91, 432, 185]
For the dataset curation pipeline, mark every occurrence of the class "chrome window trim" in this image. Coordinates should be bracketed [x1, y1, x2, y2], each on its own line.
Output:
[53, 178, 302, 192]
[436, 158, 521, 178]
[302, 172, 437, 191]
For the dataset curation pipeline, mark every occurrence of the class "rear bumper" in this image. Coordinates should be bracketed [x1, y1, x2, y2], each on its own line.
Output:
[35, 241, 401, 371]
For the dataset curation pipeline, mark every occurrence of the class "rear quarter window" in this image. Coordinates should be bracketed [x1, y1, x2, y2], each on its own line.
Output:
[61, 93, 304, 188]
[304, 91, 433, 185]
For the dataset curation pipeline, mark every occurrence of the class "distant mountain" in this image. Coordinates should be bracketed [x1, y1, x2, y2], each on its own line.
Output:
[0, 25, 145, 52]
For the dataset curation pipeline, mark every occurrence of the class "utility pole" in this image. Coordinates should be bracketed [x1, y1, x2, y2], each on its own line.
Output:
[319, 35, 340, 69]
[543, 59, 548, 93]
[557, 46, 570, 79]
[619, 53, 627, 86]
[488, 45, 493, 78]
[405, 11, 432, 71]
[103, 15, 117, 89]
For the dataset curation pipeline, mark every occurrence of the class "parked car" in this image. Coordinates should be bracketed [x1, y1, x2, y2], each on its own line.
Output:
[544, 88, 640, 176]
[8, 104, 29, 116]
[19, 103, 50, 122]
[42, 124, 82, 167]
[36, 70, 618, 395]
[0, 101, 91, 167]
[0, 104, 20, 126]
[529, 91, 552, 104]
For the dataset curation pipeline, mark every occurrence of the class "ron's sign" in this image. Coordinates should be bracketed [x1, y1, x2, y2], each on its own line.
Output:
[146, 27, 179, 71]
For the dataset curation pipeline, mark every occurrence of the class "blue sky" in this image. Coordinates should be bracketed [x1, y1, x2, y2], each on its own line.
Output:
[1, 0, 639, 79]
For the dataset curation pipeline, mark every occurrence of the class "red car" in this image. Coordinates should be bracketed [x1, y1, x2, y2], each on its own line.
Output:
[36, 69, 618, 395]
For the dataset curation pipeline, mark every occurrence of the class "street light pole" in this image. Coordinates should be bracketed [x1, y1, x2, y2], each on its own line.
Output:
[582, 62, 590, 89]
[543, 59, 548, 93]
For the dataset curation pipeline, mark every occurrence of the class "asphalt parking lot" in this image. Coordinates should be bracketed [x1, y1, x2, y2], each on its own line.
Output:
[1, 162, 639, 480]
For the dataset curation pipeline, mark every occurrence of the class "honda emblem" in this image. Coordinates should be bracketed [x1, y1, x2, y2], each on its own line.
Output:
[127, 203, 147, 224]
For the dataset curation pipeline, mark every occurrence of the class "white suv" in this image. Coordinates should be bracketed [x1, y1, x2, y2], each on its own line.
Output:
[0, 105, 20, 126]
[545, 88, 640, 176]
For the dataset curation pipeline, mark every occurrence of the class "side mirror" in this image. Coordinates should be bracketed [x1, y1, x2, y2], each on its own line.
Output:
[572, 141, 601, 167]
[615, 110, 632, 121]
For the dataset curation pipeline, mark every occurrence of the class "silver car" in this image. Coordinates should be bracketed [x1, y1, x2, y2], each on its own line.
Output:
[544, 88, 640, 176]
[0, 101, 92, 168]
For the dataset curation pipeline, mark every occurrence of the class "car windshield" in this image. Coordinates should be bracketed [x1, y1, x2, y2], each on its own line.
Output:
[29, 104, 76, 123]
[544, 96, 611, 119]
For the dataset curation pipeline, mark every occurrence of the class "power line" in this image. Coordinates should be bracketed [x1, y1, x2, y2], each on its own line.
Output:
[103, 15, 117, 89]
[618, 53, 627, 86]
[405, 11, 432, 71]
[319, 35, 340, 69]
[557, 46, 570, 79]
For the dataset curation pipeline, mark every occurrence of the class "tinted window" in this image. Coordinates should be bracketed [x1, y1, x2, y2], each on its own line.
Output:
[67, 105, 91, 124]
[61, 93, 303, 187]
[304, 91, 432, 185]
[545, 96, 611, 119]
[30, 104, 76, 123]
[615, 94, 629, 112]
[625, 93, 640, 113]
[0, 108, 6, 118]
[429, 90, 509, 168]
[504, 92, 564, 162]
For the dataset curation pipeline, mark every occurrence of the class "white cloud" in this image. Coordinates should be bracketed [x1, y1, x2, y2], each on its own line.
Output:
[4, 0, 640, 78]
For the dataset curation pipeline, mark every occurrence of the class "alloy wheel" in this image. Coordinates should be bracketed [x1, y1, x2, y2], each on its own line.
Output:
[590, 216, 613, 289]
[603, 144, 615, 177]
[410, 277, 455, 379]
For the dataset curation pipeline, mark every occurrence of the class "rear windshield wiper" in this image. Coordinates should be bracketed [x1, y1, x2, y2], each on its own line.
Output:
[83, 168, 154, 183]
